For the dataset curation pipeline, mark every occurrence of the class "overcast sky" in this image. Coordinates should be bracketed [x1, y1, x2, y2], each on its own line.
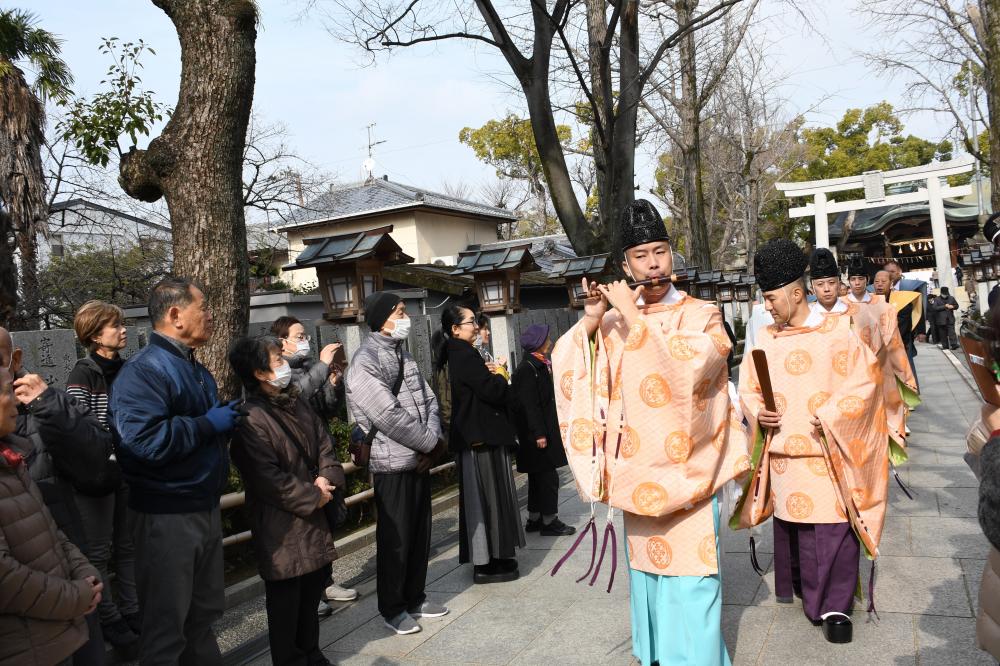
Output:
[26, 0, 958, 205]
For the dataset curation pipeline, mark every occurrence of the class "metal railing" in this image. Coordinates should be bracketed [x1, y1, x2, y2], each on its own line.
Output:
[220, 460, 457, 547]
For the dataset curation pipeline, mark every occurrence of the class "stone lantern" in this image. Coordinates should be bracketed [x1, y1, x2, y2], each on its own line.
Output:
[735, 275, 755, 303]
[452, 244, 537, 314]
[549, 254, 611, 309]
[694, 270, 722, 302]
[281, 225, 412, 323]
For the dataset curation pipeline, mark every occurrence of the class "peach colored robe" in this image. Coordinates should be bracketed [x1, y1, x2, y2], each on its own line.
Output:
[552, 292, 748, 576]
[735, 312, 890, 558]
[841, 295, 919, 451]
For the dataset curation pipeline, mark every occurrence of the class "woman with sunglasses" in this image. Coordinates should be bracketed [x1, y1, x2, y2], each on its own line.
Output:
[436, 305, 524, 584]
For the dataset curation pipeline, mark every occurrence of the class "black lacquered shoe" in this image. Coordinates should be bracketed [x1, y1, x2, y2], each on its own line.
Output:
[473, 563, 519, 584]
[821, 612, 852, 643]
[540, 518, 576, 536]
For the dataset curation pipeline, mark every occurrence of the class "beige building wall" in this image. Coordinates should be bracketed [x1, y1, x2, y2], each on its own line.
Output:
[413, 211, 500, 264]
[282, 210, 504, 289]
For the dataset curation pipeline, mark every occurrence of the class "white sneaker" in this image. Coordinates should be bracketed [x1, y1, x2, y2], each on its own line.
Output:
[325, 582, 358, 602]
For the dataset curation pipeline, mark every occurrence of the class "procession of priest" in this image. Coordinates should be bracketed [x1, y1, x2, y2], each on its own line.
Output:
[548, 199, 940, 664]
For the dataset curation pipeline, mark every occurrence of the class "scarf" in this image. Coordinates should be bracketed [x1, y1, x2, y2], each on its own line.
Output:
[531, 351, 551, 368]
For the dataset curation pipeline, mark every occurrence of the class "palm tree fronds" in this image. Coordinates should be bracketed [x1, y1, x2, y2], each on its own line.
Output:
[0, 8, 73, 101]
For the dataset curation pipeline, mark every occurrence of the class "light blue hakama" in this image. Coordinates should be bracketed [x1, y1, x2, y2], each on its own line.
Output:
[627, 496, 731, 666]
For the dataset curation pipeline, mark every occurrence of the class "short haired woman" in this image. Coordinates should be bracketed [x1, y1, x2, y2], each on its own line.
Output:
[66, 300, 141, 651]
[438, 305, 524, 583]
[229, 336, 345, 666]
[270, 316, 344, 421]
[270, 316, 356, 610]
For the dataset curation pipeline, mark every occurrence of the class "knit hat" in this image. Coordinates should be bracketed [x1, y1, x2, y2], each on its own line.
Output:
[809, 248, 839, 279]
[364, 291, 402, 332]
[621, 199, 670, 253]
[847, 257, 867, 279]
[984, 212, 1000, 244]
[754, 239, 809, 292]
[520, 324, 550, 353]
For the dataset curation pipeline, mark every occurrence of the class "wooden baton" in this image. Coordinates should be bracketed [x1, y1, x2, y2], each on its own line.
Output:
[751, 349, 777, 414]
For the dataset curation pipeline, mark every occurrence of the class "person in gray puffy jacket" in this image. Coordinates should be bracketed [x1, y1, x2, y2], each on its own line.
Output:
[345, 291, 446, 636]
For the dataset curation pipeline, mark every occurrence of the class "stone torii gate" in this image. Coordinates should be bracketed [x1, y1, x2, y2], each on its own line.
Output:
[775, 156, 975, 290]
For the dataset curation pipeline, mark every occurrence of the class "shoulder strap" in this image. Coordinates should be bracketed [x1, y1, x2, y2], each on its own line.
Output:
[258, 401, 319, 477]
[362, 351, 406, 445]
[391, 351, 405, 394]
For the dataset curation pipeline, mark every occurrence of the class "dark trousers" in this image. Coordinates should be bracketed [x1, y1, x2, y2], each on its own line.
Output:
[773, 518, 860, 621]
[133, 508, 224, 666]
[72, 613, 107, 665]
[264, 564, 331, 666]
[373, 471, 432, 620]
[527, 468, 560, 516]
[936, 323, 957, 348]
[906, 345, 919, 391]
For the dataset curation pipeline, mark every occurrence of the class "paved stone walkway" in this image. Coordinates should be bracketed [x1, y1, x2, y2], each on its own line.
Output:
[247, 342, 992, 665]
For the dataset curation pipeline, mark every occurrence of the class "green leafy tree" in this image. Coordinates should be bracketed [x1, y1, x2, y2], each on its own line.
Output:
[37, 240, 172, 328]
[459, 114, 571, 237]
[61, 38, 169, 167]
[789, 102, 952, 183]
[0, 8, 72, 329]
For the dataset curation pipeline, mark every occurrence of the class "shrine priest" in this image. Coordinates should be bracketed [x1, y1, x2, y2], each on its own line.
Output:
[808, 249, 847, 316]
[734, 239, 890, 645]
[843, 260, 919, 453]
[846, 259, 873, 304]
[552, 199, 748, 666]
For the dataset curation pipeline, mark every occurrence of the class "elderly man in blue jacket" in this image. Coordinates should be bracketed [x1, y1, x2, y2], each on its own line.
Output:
[111, 277, 242, 666]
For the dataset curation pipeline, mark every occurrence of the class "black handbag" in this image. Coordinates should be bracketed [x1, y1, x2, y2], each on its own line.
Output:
[348, 352, 405, 467]
[260, 404, 347, 531]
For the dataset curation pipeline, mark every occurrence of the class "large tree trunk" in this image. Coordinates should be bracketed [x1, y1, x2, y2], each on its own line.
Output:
[586, 0, 612, 256]
[0, 210, 16, 327]
[0, 58, 47, 329]
[983, 0, 1000, 213]
[15, 228, 40, 329]
[517, 4, 600, 256]
[606, 0, 640, 267]
[118, 0, 256, 397]
[676, 0, 712, 269]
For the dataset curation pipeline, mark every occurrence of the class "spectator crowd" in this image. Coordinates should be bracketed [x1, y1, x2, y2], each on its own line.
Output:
[0, 278, 570, 665]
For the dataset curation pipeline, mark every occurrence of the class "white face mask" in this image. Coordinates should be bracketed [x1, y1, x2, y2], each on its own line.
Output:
[268, 362, 292, 389]
[387, 317, 411, 340]
[293, 340, 310, 357]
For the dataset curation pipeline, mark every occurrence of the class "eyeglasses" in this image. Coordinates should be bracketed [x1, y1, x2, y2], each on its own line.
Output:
[282, 334, 311, 343]
[457, 320, 479, 328]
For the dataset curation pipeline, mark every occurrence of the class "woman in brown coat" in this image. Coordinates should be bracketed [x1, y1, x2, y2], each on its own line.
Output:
[229, 337, 346, 666]
[0, 366, 103, 665]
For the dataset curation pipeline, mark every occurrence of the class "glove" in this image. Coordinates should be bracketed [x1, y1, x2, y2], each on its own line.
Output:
[204, 399, 242, 434]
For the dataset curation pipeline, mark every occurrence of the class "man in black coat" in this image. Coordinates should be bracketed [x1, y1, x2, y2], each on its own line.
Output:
[931, 287, 960, 350]
[511, 324, 574, 537]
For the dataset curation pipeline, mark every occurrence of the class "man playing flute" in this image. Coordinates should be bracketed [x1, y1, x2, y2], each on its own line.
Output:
[552, 199, 748, 666]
